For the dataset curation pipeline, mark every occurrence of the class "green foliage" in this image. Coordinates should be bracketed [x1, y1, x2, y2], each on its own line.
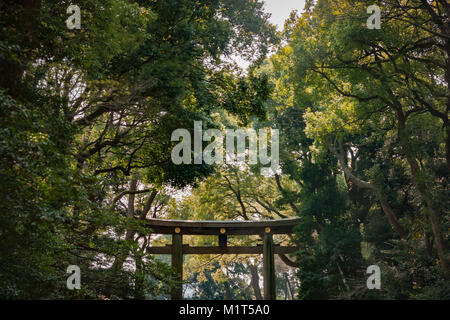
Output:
[1, 0, 448, 300]
[278, 0, 450, 299]
[0, 0, 277, 299]
[293, 156, 363, 299]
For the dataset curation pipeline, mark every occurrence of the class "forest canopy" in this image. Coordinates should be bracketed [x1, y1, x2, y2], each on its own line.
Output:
[0, 0, 448, 300]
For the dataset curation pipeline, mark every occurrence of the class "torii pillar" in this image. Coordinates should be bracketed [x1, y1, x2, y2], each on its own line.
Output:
[171, 232, 183, 300]
[263, 232, 275, 300]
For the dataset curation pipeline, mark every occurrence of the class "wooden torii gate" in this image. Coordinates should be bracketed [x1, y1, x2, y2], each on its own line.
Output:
[145, 218, 300, 300]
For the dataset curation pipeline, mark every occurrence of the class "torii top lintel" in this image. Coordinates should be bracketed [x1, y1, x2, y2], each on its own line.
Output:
[145, 217, 301, 235]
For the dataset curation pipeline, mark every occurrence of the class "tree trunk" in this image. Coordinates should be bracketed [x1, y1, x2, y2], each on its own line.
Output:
[278, 253, 300, 268]
[112, 179, 138, 270]
[331, 143, 408, 239]
[249, 264, 263, 300]
[396, 109, 449, 278]
[377, 191, 408, 239]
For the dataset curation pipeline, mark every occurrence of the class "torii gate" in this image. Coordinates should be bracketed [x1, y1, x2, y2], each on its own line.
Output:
[145, 218, 300, 300]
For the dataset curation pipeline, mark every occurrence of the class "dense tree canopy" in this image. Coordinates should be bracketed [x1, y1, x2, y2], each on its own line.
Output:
[0, 0, 276, 299]
[268, 0, 449, 298]
[0, 0, 448, 300]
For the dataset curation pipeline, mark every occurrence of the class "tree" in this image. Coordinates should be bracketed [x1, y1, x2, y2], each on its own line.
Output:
[279, 0, 449, 297]
[0, 0, 277, 299]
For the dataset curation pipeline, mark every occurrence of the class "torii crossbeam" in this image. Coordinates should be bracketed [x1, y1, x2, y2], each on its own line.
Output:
[145, 218, 301, 300]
